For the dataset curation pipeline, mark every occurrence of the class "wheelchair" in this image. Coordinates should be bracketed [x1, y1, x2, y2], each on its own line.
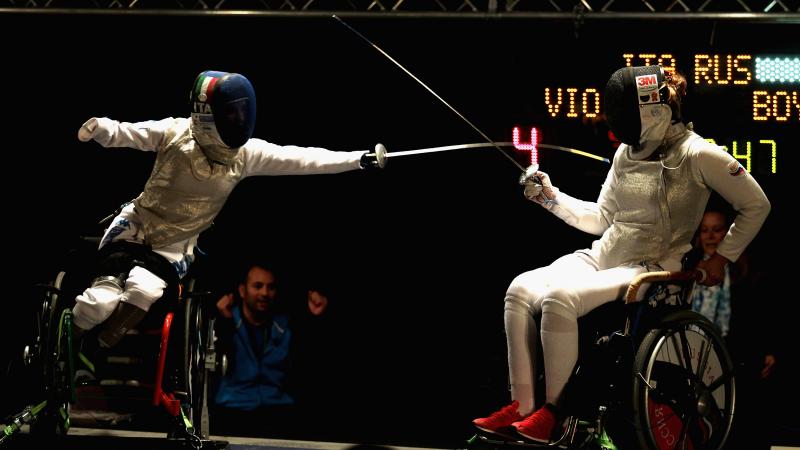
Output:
[467, 270, 735, 450]
[2, 238, 224, 449]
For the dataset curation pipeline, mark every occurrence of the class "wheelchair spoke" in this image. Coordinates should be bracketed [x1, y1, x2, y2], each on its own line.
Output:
[706, 367, 734, 393]
[668, 329, 694, 375]
[676, 411, 692, 450]
[695, 330, 713, 384]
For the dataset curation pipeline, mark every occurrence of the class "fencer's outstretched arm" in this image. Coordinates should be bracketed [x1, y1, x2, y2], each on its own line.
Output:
[523, 166, 617, 236]
[78, 116, 376, 175]
[241, 139, 367, 176]
[78, 117, 178, 151]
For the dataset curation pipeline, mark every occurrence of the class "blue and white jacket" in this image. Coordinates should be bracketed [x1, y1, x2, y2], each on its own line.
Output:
[214, 305, 294, 410]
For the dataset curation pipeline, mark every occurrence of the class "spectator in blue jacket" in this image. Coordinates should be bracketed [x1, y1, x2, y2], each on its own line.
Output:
[212, 262, 298, 436]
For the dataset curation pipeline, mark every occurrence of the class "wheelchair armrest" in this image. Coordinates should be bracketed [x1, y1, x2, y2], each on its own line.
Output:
[623, 270, 703, 304]
[622, 270, 704, 337]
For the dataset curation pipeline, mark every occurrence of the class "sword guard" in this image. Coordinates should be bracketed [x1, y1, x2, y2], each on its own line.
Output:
[373, 143, 387, 169]
[362, 143, 388, 169]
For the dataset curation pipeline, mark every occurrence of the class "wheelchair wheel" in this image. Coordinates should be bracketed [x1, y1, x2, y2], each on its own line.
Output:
[179, 290, 211, 438]
[29, 271, 73, 437]
[632, 310, 734, 450]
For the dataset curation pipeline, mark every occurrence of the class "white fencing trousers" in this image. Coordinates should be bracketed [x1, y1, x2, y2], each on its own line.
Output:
[503, 252, 658, 415]
[72, 266, 167, 331]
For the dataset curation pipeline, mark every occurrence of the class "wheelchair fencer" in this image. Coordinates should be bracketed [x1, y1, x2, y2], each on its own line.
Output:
[2, 237, 224, 449]
[467, 269, 735, 450]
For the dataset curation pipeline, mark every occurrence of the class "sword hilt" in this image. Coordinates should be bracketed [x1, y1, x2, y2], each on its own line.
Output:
[363, 143, 388, 169]
[518, 163, 541, 185]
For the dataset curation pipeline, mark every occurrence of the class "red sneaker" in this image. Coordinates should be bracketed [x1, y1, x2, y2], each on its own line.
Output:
[473, 400, 524, 435]
[512, 406, 556, 443]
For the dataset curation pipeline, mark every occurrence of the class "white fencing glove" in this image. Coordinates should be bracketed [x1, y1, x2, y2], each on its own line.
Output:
[519, 165, 558, 208]
[78, 117, 115, 146]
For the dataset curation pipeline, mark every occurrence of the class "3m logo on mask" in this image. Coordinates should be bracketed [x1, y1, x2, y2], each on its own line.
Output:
[636, 74, 661, 105]
[193, 102, 213, 114]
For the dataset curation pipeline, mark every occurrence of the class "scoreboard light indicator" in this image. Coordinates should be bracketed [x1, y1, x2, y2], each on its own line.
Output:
[512, 127, 539, 166]
[622, 53, 676, 73]
[706, 138, 778, 174]
[582, 89, 600, 118]
[759, 140, 777, 174]
[694, 54, 752, 85]
[545, 87, 564, 117]
[567, 88, 579, 118]
[752, 90, 799, 121]
[544, 87, 601, 119]
[732, 140, 752, 173]
[755, 57, 800, 84]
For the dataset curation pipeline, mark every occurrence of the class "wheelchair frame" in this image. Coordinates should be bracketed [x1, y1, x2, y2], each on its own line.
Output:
[2, 252, 223, 449]
[467, 271, 736, 450]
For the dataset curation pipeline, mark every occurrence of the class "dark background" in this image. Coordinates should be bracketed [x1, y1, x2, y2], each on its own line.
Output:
[0, 12, 797, 448]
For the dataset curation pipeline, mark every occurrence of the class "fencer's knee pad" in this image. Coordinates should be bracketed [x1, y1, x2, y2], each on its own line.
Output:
[504, 293, 533, 315]
[72, 275, 126, 331]
[540, 293, 579, 320]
